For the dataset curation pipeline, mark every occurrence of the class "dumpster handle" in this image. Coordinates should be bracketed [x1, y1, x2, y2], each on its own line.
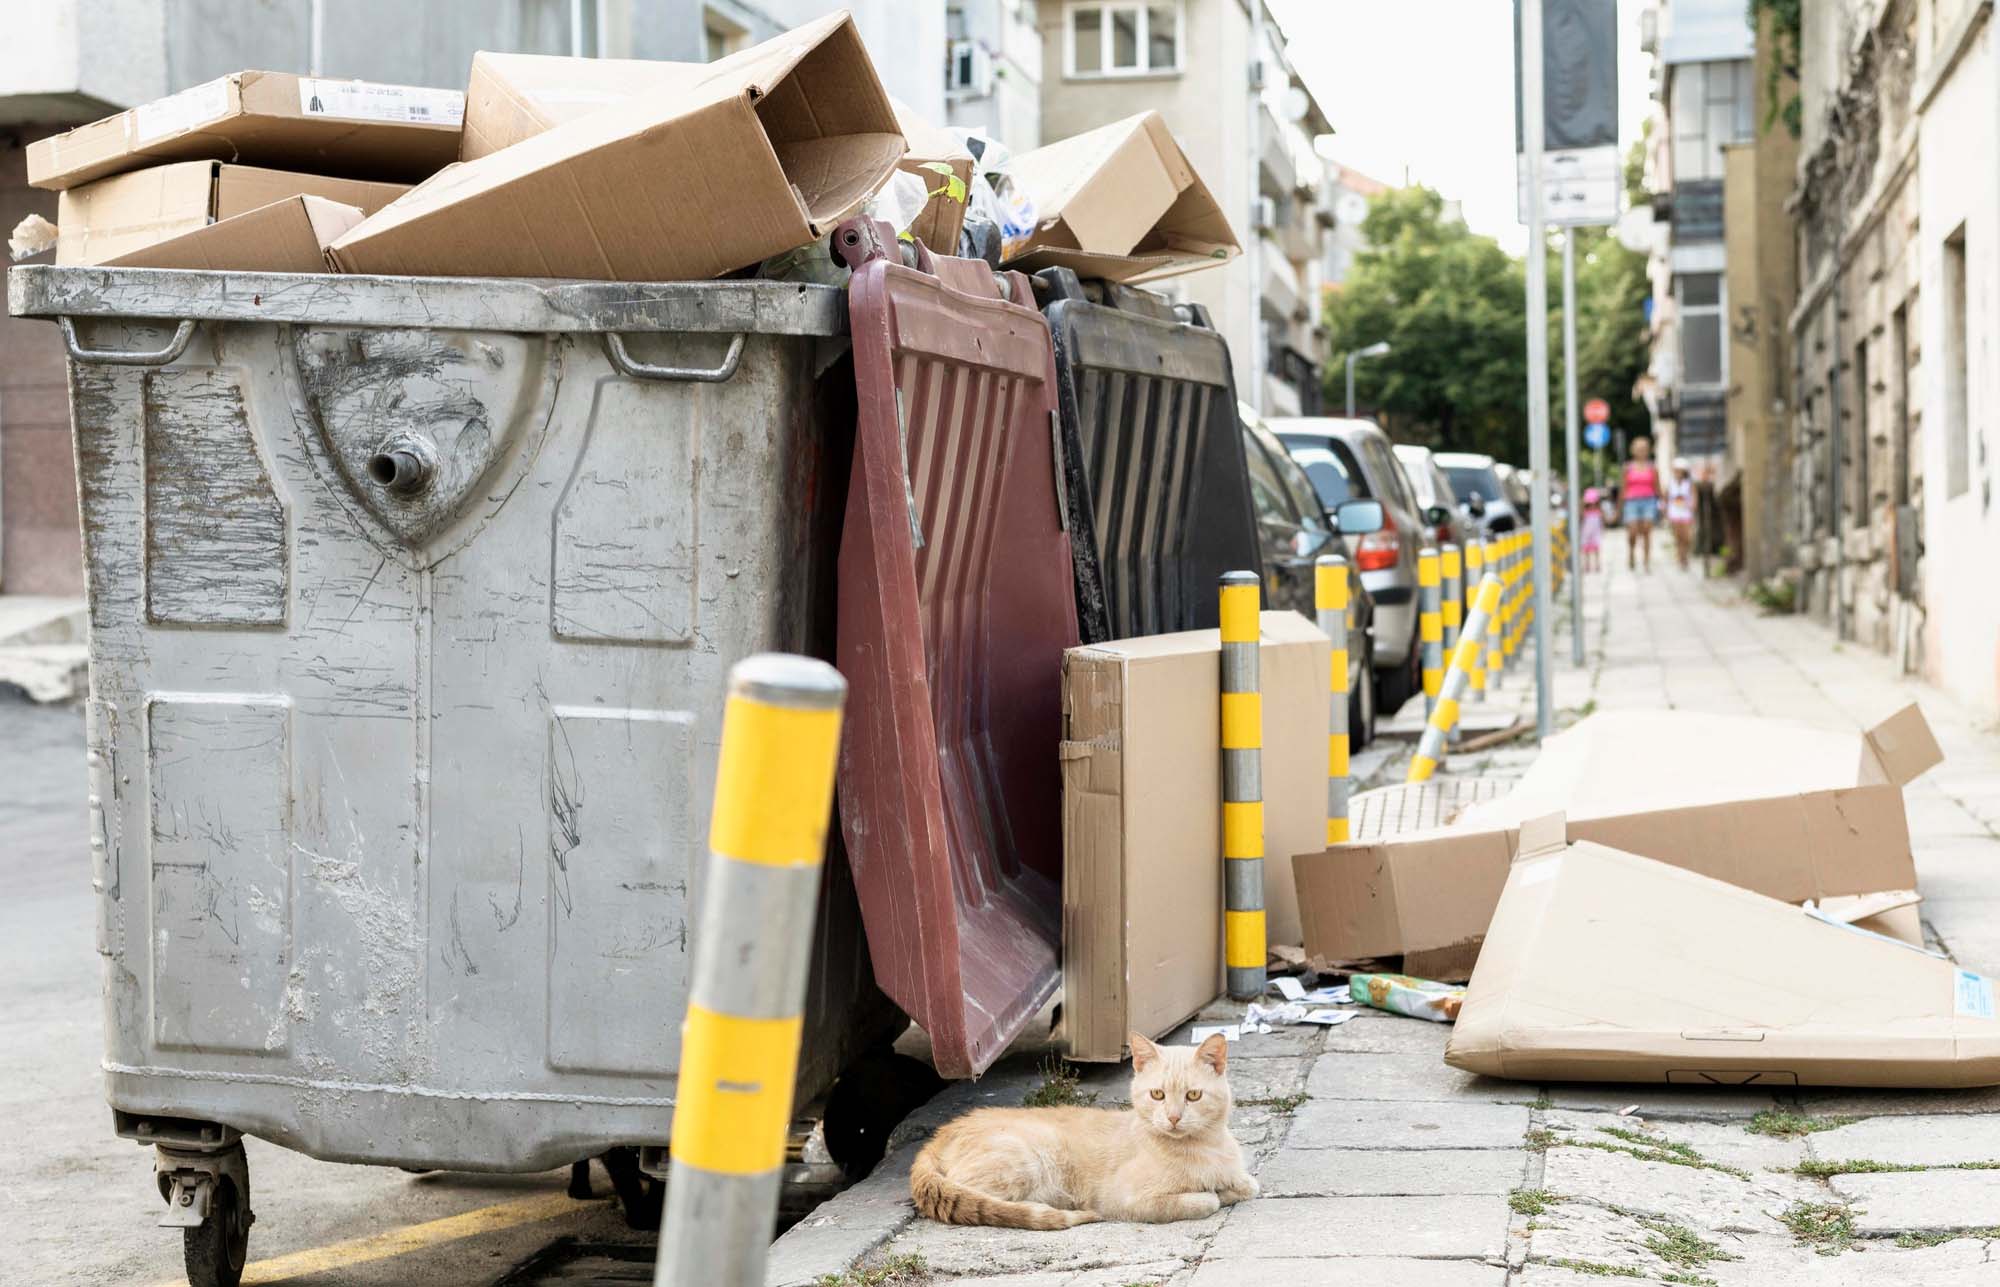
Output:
[601, 331, 745, 383]
[59, 317, 196, 367]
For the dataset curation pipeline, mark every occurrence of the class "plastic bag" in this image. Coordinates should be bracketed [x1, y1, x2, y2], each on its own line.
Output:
[1348, 973, 1466, 1023]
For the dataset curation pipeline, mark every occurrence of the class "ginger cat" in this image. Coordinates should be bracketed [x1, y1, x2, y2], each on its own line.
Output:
[909, 1032, 1258, 1228]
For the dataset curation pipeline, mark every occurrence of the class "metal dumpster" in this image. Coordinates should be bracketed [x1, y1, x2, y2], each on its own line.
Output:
[829, 220, 1079, 1079]
[1035, 269, 1262, 644]
[8, 265, 902, 1277]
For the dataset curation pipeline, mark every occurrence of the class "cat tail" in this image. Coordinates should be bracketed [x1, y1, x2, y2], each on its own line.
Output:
[908, 1145, 1100, 1230]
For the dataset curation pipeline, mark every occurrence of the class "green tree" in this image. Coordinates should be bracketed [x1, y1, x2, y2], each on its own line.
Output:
[1321, 187, 1528, 459]
[1552, 225, 1651, 470]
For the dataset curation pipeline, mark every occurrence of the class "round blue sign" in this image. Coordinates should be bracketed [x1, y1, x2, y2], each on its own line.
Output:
[1584, 420, 1610, 450]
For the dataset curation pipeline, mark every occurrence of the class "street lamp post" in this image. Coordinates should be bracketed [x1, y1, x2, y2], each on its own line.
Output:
[1344, 341, 1391, 418]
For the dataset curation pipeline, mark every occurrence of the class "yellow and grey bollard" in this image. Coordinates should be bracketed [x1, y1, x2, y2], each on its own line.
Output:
[1316, 554, 1351, 845]
[1417, 547, 1442, 722]
[1464, 541, 1489, 703]
[656, 654, 847, 1287]
[1482, 537, 1504, 691]
[1409, 574, 1504, 782]
[1220, 571, 1265, 1000]
[1440, 543, 1463, 743]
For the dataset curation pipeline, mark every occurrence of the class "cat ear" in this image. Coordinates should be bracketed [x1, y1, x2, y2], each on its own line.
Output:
[1195, 1032, 1229, 1074]
[1128, 1032, 1158, 1071]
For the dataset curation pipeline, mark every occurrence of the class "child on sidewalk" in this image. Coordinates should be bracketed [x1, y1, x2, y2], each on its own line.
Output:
[1579, 486, 1605, 572]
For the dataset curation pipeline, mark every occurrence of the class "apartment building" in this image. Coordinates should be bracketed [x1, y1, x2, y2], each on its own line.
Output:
[946, 0, 1045, 149]
[1036, 0, 1334, 414]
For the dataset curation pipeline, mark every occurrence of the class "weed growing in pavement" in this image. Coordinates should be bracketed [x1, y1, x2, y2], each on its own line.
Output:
[1640, 1217, 1739, 1271]
[1525, 1128, 1560, 1152]
[1572, 1126, 1751, 1180]
[1545, 1258, 1715, 1285]
[1781, 1201, 1857, 1255]
[1022, 1056, 1096, 1108]
[1746, 579, 1796, 615]
[1746, 1110, 1856, 1137]
[1792, 1157, 2000, 1179]
[1526, 1091, 1555, 1110]
[1893, 1227, 2000, 1249]
[817, 1252, 930, 1286]
[1510, 1187, 1560, 1216]
[1240, 1091, 1308, 1115]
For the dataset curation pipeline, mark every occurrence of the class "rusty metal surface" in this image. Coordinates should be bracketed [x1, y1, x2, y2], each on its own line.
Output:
[830, 221, 1078, 1079]
[31, 266, 899, 1174]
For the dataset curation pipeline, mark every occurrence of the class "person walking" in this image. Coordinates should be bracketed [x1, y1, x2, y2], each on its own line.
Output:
[1620, 437, 1662, 572]
[1579, 486, 1604, 573]
[1666, 458, 1697, 571]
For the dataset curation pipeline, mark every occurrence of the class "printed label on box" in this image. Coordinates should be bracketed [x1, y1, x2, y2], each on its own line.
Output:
[1955, 969, 1995, 1020]
[298, 80, 465, 126]
[134, 78, 233, 143]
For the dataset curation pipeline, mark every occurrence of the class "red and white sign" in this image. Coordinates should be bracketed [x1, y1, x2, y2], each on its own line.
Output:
[1584, 398, 1611, 424]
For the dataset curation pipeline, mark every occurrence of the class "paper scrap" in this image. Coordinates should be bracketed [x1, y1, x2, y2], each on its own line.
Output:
[1190, 1024, 1240, 1044]
[1956, 969, 1996, 1020]
[1304, 985, 1351, 1006]
[1271, 976, 1306, 1002]
[1304, 1009, 1356, 1026]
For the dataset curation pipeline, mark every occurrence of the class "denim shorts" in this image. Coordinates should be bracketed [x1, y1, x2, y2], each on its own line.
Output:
[1623, 496, 1660, 524]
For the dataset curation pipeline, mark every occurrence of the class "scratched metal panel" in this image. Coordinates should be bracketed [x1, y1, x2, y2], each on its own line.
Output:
[32, 271, 901, 1175]
[147, 696, 293, 1054]
[546, 707, 695, 1075]
[143, 367, 290, 626]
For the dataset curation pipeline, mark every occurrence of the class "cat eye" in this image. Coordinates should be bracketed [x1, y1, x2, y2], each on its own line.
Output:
[1149, 1089, 1165, 1100]
[1186, 1090, 1203, 1101]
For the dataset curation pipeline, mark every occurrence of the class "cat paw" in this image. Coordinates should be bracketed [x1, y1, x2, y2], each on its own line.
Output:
[1185, 1192, 1223, 1219]
[1218, 1175, 1260, 1204]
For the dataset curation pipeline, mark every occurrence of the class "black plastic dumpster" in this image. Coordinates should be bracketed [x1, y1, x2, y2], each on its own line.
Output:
[1035, 268, 1262, 644]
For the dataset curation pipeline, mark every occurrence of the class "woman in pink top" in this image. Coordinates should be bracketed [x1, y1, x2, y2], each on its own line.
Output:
[1620, 436, 1662, 572]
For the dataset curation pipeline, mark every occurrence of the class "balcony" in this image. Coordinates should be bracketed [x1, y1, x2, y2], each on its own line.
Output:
[1670, 179, 1725, 243]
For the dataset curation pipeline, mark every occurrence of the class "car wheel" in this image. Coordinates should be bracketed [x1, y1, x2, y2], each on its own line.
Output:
[1349, 637, 1377, 749]
[1376, 647, 1411, 715]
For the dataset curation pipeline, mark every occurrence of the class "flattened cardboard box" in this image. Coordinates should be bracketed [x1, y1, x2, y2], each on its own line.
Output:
[461, 50, 964, 254]
[1061, 611, 1326, 1062]
[1293, 705, 1942, 980]
[1447, 835, 2000, 1088]
[332, 12, 904, 281]
[102, 195, 364, 273]
[55, 162, 407, 266]
[29, 71, 462, 191]
[1004, 111, 1238, 283]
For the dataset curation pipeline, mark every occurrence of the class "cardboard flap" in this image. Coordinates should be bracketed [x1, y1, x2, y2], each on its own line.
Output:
[1518, 812, 1567, 856]
[105, 195, 361, 273]
[1864, 704, 1944, 786]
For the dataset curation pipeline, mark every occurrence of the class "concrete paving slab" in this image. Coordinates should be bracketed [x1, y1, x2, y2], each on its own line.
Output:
[881, 1206, 1222, 1279]
[1829, 1169, 2000, 1234]
[1188, 1257, 1506, 1286]
[1795, 1085, 2000, 1118]
[1286, 1100, 1530, 1151]
[1539, 1139, 1815, 1233]
[1810, 1114, 2000, 1167]
[1204, 1194, 1511, 1260]
[1257, 1147, 1526, 1198]
[1320, 1013, 1454, 1056]
[936, 1260, 1193, 1286]
[1539, 1110, 1808, 1174]
[1305, 1051, 1531, 1104]
[1544, 1085, 1780, 1120]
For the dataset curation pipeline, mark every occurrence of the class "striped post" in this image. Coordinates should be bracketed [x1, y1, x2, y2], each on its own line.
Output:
[1440, 543, 1463, 744]
[1220, 571, 1265, 1000]
[1316, 555, 1351, 845]
[1464, 541, 1489, 703]
[1482, 537, 1504, 691]
[1417, 547, 1442, 722]
[656, 654, 847, 1287]
[1504, 533, 1525, 665]
[1408, 574, 1504, 782]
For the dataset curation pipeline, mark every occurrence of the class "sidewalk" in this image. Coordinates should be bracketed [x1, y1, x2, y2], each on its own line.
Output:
[780, 533, 2000, 1286]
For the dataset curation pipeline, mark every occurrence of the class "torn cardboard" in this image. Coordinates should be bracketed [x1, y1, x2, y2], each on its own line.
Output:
[891, 100, 973, 253]
[1446, 840, 2000, 1088]
[1293, 705, 1941, 979]
[55, 162, 406, 267]
[1003, 111, 1238, 283]
[330, 12, 905, 281]
[102, 196, 363, 273]
[1061, 611, 1326, 1062]
[29, 71, 462, 191]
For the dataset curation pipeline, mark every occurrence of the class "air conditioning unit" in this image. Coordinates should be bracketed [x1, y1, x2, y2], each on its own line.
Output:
[1252, 195, 1279, 232]
[947, 39, 994, 97]
[1639, 7, 1658, 54]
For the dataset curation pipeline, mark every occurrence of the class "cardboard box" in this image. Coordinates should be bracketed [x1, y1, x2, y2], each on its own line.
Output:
[1446, 829, 2000, 1088]
[1293, 705, 1941, 979]
[29, 71, 462, 192]
[55, 162, 407, 267]
[330, 12, 904, 281]
[100, 196, 364, 273]
[460, 46, 964, 256]
[1003, 111, 1238, 283]
[1060, 611, 1327, 1062]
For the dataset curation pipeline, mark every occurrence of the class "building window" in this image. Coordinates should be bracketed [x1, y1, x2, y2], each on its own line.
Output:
[1851, 336, 1869, 527]
[1944, 224, 1971, 498]
[1669, 59, 1753, 184]
[1066, 3, 1181, 78]
[705, 8, 748, 61]
[1678, 273, 1724, 387]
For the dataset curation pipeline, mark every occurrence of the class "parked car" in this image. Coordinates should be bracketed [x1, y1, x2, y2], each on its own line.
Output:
[1393, 444, 1476, 552]
[1434, 451, 1522, 535]
[1495, 462, 1534, 515]
[1240, 412, 1382, 747]
[1270, 416, 1438, 715]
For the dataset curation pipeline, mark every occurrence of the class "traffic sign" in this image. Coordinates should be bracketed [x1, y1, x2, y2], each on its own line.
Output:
[1584, 398, 1610, 424]
[1584, 420, 1610, 450]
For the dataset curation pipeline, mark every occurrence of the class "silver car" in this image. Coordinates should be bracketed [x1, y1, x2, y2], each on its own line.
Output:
[1393, 444, 1477, 552]
[1434, 451, 1523, 536]
[1272, 417, 1437, 715]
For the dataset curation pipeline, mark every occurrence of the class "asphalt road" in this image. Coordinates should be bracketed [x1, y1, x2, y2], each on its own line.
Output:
[4, 699, 646, 1287]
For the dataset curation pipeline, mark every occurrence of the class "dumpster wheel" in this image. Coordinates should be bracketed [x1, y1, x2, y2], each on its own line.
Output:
[175, 1146, 252, 1287]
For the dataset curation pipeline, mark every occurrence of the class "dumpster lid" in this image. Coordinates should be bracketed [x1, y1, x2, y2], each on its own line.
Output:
[7, 265, 847, 337]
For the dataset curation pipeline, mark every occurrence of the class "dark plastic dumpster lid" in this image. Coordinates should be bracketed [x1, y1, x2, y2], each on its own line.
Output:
[1036, 267, 1261, 644]
[831, 219, 1078, 1079]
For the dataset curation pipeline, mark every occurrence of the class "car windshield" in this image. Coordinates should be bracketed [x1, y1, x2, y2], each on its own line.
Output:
[1288, 444, 1352, 508]
[1443, 465, 1503, 507]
